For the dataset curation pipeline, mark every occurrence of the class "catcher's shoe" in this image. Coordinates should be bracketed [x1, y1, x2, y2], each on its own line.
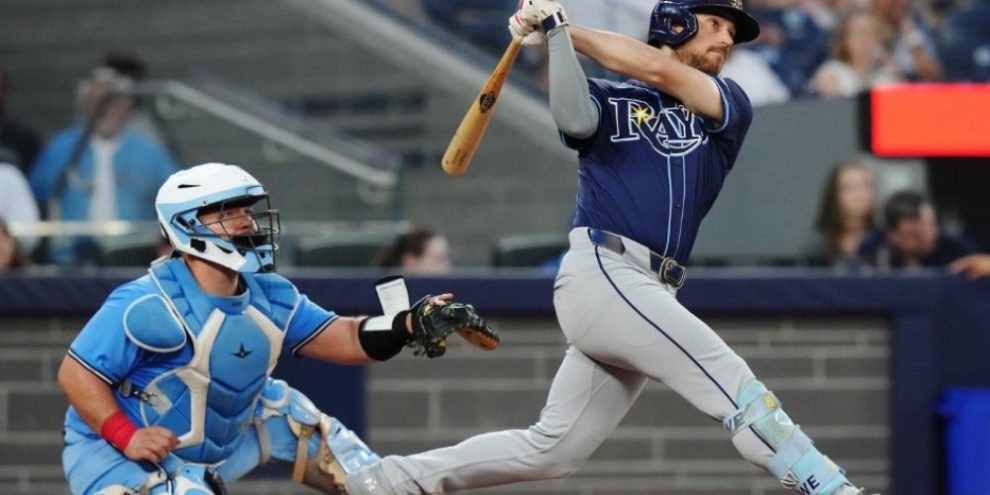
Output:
[346, 464, 396, 495]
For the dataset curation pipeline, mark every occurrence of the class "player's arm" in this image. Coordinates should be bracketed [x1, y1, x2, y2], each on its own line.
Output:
[567, 25, 724, 122]
[58, 356, 178, 462]
[950, 254, 990, 279]
[296, 315, 410, 365]
[546, 26, 599, 139]
[297, 289, 498, 363]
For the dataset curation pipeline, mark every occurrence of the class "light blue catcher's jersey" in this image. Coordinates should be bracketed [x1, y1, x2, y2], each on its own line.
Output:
[64, 258, 336, 463]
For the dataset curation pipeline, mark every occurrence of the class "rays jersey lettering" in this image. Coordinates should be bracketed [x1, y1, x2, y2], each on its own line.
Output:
[607, 97, 708, 156]
[563, 77, 753, 262]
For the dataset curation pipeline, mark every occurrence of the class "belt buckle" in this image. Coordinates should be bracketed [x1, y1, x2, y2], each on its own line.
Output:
[659, 258, 686, 288]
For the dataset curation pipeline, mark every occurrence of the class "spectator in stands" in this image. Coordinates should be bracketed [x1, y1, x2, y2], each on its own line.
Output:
[810, 9, 903, 97]
[0, 219, 28, 270]
[858, 190, 975, 268]
[748, 0, 830, 96]
[375, 225, 452, 275]
[721, 47, 791, 106]
[101, 52, 172, 148]
[28, 66, 179, 265]
[0, 67, 42, 173]
[950, 254, 990, 279]
[872, 0, 943, 81]
[809, 159, 876, 266]
[0, 159, 40, 257]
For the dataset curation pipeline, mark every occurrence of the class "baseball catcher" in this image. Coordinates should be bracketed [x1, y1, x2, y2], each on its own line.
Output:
[57, 163, 498, 495]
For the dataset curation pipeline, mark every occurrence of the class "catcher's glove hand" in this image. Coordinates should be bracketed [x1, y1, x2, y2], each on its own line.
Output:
[408, 295, 499, 358]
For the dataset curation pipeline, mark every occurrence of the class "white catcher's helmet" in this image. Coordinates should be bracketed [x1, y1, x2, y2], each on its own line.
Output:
[155, 163, 279, 272]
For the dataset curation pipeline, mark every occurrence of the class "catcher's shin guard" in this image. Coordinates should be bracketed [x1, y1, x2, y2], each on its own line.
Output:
[289, 415, 347, 493]
[257, 379, 380, 493]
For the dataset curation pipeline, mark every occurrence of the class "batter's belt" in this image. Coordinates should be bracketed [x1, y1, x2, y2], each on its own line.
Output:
[587, 228, 687, 288]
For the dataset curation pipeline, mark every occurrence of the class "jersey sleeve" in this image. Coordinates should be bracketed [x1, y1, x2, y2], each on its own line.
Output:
[701, 76, 753, 134]
[560, 78, 608, 150]
[284, 294, 338, 355]
[66, 283, 149, 385]
[699, 76, 754, 168]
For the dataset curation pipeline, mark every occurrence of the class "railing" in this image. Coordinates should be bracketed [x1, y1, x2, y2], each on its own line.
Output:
[285, 0, 564, 151]
[7, 220, 410, 239]
[138, 79, 400, 189]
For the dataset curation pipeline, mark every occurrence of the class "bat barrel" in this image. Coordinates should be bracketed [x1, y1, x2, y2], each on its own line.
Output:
[442, 39, 523, 176]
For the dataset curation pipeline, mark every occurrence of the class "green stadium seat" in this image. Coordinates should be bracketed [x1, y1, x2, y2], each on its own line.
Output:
[98, 235, 163, 267]
[294, 232, 395, 268]
[492, 234, 568, 268]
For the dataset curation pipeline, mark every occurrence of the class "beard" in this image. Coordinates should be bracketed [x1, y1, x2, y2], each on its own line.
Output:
[675, 48, 724, 75]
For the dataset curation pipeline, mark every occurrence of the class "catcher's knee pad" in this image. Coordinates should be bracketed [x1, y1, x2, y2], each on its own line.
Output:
[256, 379, 381, 494]
[725, 379, 850, 495]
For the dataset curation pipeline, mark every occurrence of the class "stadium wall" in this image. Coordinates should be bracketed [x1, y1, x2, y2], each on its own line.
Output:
[2, 270, 988, 493]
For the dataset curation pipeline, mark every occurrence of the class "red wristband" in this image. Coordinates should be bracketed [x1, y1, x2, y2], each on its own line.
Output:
[100, 411, 138, 452]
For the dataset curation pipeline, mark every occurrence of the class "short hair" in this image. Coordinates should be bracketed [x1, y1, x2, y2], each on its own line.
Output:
[102, 52, 148, 81]
[375, 225, 438, 268]
[883, 191, 930, 230]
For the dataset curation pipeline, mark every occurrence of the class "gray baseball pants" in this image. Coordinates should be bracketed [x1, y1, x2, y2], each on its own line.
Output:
[373, 227, 774, 493]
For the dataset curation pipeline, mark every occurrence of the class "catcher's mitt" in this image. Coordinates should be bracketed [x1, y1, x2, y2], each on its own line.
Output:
[408, 296, 499, 358]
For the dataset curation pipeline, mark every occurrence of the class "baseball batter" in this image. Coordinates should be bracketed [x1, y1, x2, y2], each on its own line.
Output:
[348, 1, 874, 494]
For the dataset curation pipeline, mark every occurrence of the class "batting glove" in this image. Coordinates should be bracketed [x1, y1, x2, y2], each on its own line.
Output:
[508, 10, 545, 46]
[518, 0, 569, 32]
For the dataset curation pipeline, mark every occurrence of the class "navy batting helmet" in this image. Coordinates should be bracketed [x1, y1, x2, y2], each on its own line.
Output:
[648, 0, 760, 47]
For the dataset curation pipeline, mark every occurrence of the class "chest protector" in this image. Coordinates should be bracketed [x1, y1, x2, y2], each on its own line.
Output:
[131, 258, 297, 463]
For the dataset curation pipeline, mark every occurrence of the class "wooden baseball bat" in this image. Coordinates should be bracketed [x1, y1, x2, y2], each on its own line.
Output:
[442, 38, 523, 176]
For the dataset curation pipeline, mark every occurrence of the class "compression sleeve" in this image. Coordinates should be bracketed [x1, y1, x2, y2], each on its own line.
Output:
[547, 27, 599, 139]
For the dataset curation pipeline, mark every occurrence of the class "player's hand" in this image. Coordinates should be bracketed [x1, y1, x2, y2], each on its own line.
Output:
[406, 293, 499, 358]
[517, 0, 569, 30]
[949, 254, 990, 280]
[508, 10, 545, 46]
[123, 426, 179, 463]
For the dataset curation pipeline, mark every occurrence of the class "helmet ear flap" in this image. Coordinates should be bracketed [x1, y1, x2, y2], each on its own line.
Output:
[649, 3, 699, 47]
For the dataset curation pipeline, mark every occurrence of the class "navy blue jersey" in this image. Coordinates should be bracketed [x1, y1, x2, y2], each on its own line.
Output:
[563, 76, 753, 264]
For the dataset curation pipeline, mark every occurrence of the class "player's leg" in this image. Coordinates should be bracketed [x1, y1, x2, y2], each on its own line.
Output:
[63, 426, 176, 495]
[64, 428, 220, 495]
[216, 378, 380, 494]
[347, 346, 648, 495]
[576, 246, 864, 494]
